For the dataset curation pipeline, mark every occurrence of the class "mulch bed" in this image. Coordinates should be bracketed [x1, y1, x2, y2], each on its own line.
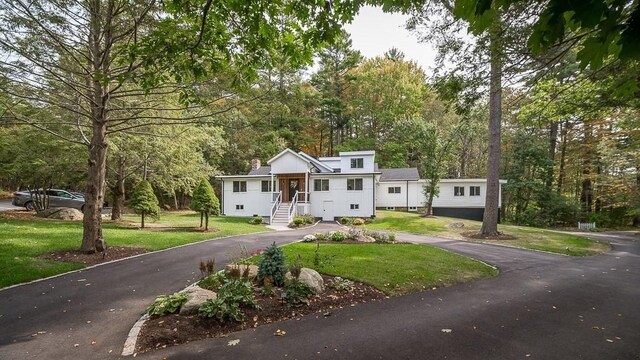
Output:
[462, 231, 517, 240]
[39, 246, 148, 266]
[136, 275, 387, 353]
[0, 210, 39, 221]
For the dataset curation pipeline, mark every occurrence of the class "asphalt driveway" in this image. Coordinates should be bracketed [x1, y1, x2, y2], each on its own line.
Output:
[0, 227, 638, 359]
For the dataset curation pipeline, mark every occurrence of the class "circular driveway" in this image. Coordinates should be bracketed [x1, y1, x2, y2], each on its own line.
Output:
[0, 227, 638, 359]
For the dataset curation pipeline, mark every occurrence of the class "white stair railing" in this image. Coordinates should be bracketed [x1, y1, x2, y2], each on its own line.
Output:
[287, 191, 299, 224]
[270, 191, 282, 224]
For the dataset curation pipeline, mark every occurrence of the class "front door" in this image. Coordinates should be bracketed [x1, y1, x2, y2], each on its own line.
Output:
[288, 179, 299, 201]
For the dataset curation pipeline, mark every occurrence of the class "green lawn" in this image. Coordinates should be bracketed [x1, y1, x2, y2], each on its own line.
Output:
[368, 211, 610, 256]
[0, 211, 268, 288]
[275, 243, 498, 295]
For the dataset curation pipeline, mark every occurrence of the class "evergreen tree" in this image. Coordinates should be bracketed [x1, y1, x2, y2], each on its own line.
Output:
[130, 180, 159, 229]
[190, 179, 220, 230]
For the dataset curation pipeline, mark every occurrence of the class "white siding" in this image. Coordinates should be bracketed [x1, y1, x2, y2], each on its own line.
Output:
[339, 153, 375, 174]
[269, 152, 311, 174]
[222, 179, 272, 216]
[376, 181, 424, 208]
[432, 182, 488, 208]
[309, 175, 376, 218]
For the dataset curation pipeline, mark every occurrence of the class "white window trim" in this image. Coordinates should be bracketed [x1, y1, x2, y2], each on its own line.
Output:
[470, 186, 481, 196]
[313, 178, 330, 192]
[235, 204, 244, 210]
[233, 181, 247, 193]
[454, 186, 465, 197]
[350, 203, 360, 210]
[350, 158, 364, 169]
[347, 178, 363, 191]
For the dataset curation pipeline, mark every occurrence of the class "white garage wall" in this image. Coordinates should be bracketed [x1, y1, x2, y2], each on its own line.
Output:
[309, 175, 376, 218]
[222, 178, 272, 216]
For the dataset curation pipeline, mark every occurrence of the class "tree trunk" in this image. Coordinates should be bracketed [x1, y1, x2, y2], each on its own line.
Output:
[634, 163, 640, 227]
[557, 120, 568, 193]
[205, 212, 209, 231]
[547, 121, 558, 188]
[111, 156, 125, 221]
[80, 0, 112, 253]
[480, 19, 502, 237]
[173, 191, 179, 210]
[200, 212, 204, 228]
[141, 211, 146, 228]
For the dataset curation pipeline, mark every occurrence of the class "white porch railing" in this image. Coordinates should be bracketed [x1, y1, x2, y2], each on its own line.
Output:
[270, 191, 282, 223]
[578, 222, 596, 231]
[287, 191, 299, 223]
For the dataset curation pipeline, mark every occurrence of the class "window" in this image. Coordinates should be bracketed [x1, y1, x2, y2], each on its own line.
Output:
[388, 186, 401, 194]
[235, 205, 244, 210]
[313, 179, 329, 191]
[350, 158, 364, 169]
[408, 206, 418, 211]
[386, 207, 396, 210]
[261, 180, 270, 192]
[233, 181, 247, 192]
[347, 178, 363, 191]
[350, 204, 359, 210]
[454, 186, 465, 196]
[470, 186, 481, 196]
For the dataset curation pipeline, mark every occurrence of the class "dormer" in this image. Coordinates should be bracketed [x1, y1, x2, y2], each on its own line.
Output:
[338, 150, 376, 173]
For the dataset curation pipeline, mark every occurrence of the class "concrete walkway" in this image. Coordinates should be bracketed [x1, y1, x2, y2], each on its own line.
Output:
[1, 227, 639, 359]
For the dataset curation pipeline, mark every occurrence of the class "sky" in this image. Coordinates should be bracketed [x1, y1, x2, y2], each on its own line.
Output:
[344, 5, 437, 72]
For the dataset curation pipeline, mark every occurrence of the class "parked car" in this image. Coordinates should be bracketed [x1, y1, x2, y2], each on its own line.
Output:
[13, 189, 86, 211]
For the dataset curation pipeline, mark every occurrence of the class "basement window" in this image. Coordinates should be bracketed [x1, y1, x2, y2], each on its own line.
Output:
[350, 204, 360, 210]
[409, 206, 418, 211]
[235, 205, 244, 210]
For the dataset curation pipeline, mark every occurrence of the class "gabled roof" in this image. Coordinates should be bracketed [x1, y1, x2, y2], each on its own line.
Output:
[267, 148, 309, 165]
[247, 165, 271, 176]
[379, 168, 420, 181]
[297, 151, 334, 173]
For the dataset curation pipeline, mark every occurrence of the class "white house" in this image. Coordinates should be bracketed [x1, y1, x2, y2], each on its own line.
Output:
[217, 148, 504, 225]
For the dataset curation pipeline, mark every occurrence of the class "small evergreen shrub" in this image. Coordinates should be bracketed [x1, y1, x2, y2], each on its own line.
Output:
[283, 279, 315, 307]
[352, 218, 365, 226]
[257, 242, 286, 286]
[340, 217, 351, 225]
[331, 231, 346, 242]
[249, 215, 264, 225]
[146, 292, 188, 316]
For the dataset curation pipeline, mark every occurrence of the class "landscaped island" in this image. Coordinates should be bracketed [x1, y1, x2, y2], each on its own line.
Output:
[135, 233, 497, 353]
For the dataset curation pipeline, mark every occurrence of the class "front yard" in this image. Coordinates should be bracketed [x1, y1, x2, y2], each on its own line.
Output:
[367, 211, 610, 256]
[0, 211, 268, 288]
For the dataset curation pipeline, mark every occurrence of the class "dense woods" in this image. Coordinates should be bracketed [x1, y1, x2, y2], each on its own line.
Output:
[0, 0, 638, 251]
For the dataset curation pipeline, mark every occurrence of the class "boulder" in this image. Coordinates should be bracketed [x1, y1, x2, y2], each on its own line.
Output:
[358, 236, 376, 243]
[286, 267, 324, 293]
[447, 222, 465, 229]
[224, 264, 259, 279]
[179, 286, 217, 315]
[302, 234, 316, 242]
[37, 207, 83, 221]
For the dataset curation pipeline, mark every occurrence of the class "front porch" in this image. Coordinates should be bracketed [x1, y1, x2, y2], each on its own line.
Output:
[269, 173, 310, 225]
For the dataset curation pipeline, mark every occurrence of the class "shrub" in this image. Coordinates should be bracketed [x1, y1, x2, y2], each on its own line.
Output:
[302, 234, 316, 242]
[130, 180, 159, 228]
[283, 279, 315, 307]
[352, 218, 365, 226]
[257, 242, 286, 286]
[346, 228, 360, 240]
[301, 214, 315, 224]
[327, 276, 355, 291]
[340, 217, 351, 225]
[331, 231, 346, 242]
[291, 216, 305, 226]
[199, 271, 228, 291]
[191, 179, 220, 230]
[199, 258, 215, 278]
[198, 279, 259, 322]
[146, 292, 188, 316]
[249, 215, 264, 225]
[365, 230, 396, 243]
[314, 232, 329, 241]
